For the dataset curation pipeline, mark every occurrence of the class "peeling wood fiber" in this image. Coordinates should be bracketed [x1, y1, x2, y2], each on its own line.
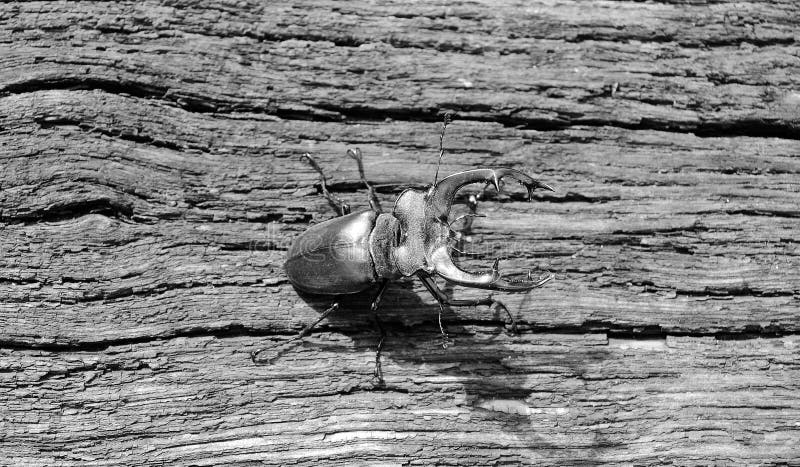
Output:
[1, 1, 799, 465]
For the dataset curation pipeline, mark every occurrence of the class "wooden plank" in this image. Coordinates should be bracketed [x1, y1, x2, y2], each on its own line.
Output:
[2, 332, 799, 465]
[1, 2, 799, 136]
[1, 90, 798, 347]
[2, 0, 799, 464]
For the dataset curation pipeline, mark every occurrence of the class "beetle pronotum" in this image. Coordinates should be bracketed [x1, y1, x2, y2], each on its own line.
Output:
[252, 115, 554, 378]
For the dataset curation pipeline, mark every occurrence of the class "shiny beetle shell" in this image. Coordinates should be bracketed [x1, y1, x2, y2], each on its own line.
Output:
[284, 210, 401, 295]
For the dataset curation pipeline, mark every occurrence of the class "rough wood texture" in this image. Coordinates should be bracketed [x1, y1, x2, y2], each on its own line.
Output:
[1, 1, 799, 465]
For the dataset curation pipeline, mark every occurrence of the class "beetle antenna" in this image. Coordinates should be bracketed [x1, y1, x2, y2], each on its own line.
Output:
[433, 112, 456, 187]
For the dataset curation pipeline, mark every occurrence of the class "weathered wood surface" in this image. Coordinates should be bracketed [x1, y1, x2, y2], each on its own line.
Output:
[1, 1, 799, 465]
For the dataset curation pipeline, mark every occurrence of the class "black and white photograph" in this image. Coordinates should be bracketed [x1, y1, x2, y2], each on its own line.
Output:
[1, 0, 799, 465]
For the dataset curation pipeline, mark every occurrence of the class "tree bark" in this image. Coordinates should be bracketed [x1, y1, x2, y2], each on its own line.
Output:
[1, 1, 799, 465]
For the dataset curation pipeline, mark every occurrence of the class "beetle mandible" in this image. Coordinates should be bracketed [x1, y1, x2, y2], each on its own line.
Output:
[252, 115, 554, 376]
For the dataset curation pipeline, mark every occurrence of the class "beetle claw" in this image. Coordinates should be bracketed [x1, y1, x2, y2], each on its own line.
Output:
[525, 180, 554, 201]
[492, 174, 501, 192]
[490, 270, 553, 291]
[346, 147, 363, 162]
[528, 181, 555, 200]
[540, 181, 556, 192]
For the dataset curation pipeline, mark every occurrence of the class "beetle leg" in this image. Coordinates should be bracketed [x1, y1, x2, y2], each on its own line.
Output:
[434, 301, 453, 348]
[417, 272, 519, 342]
[370, 280, 390, 382]
[347, 148, 383, 213]
[302, 153, 351, 216]
[250, 301, 339, 364]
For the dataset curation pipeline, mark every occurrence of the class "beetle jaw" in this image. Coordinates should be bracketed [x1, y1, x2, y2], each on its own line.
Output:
[429, 246, 553, 291]
[391, 170, 555, 290]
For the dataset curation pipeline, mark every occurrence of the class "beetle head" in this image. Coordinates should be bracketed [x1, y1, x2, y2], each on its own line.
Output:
[391, 168, 554, 291]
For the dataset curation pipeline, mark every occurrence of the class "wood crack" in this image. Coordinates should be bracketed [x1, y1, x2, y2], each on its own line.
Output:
[3, 320, 797, 354]
[3, 81, 798, 140]
[0, 198, 135, 224]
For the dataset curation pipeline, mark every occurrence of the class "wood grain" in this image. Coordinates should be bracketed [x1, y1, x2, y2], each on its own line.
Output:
[3, 332, 800, 465]
[1, 0, 799, 464]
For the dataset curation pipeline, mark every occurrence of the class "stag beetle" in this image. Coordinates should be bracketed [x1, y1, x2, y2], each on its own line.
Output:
[252, 115, 554, 376]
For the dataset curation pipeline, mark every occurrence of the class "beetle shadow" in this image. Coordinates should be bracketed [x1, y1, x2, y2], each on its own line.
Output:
[290, 280, 616, 463]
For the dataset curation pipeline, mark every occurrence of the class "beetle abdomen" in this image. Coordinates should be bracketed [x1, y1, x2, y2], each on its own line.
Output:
[284, 210, 378, 295]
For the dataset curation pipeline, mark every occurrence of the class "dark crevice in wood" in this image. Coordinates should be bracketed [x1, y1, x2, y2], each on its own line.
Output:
[519, 320, 794, 341]
[90, 21, 798, 53]
[0, 277, 41, 285]
[452, 191, 622, 204]
[0, 323, 276, 353]
[1, 77, 169, 102]
[570, 32, 795, 48]
[694, 167, 800, 175]
[673, 288, 797, 298]
[0, 77, 223, 114]
[4, 79, 799, 140]
[605, 279, 797, 297]
[1, 208, 312, 226]
[293, 105, 800, 141]
[0, 198, 134, 224]
[35, 116, 190, 152]
[497, 115, 798, 140]
[609, 224, 709, 236]
[541, 192, 622, 204]
[2, 318, 796, 354]
[217, 242, 289, 252]
[1, 278, 285, 304]
[722, 208, 800, 218]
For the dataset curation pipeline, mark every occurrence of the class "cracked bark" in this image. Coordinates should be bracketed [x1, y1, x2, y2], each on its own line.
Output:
[1, 1, 800, 465]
